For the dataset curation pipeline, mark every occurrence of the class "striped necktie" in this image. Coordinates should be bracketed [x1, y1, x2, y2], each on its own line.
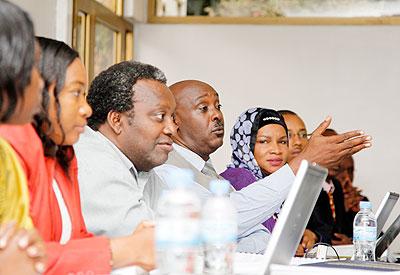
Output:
[201, 161, 219, 178]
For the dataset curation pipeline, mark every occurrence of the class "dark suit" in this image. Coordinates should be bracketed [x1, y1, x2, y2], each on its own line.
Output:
[310, 178, 347, 244]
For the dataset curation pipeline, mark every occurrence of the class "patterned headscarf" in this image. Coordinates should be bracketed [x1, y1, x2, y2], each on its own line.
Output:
[228, 107, 288, 179]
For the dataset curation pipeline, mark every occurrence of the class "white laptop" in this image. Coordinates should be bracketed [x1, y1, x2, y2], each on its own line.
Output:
[259, 160, 328, 275]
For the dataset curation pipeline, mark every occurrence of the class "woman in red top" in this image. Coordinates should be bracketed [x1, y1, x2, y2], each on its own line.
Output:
[0, 37, 155, 274]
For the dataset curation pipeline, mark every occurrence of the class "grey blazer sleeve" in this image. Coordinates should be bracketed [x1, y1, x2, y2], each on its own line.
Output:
[75, 137, 153, 237]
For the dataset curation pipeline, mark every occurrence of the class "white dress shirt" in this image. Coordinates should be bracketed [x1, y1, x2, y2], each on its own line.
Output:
[52, 179, 72, 244]
[173, 143, 213, 172]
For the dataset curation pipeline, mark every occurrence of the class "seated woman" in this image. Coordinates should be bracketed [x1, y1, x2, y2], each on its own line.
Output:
[0, 37, 154, 274]
[221, 108, 319, 254]
[0, 0, 46, 273]
[221, 108, 289, 231]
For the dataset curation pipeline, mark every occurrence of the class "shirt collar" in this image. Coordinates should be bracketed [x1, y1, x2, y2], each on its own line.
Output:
[322, 179, 335, 193]
[172, 143, 214, 172]
[94, 128, 139, 179]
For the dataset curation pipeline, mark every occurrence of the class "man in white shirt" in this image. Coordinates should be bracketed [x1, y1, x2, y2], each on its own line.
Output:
[144, 80, 372, 253]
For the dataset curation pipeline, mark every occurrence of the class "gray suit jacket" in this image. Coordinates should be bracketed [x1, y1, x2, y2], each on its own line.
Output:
[74, 127, 154, 237]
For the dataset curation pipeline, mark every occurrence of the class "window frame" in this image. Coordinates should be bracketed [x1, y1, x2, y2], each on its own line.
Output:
[72, 0, 133, 81]
[147, 0, 400, 25]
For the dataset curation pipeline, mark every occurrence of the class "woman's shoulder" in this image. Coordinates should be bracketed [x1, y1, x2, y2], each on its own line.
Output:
[0, 124, 42, 156]
[0, 137, 23, 172]
[0, 136, 13, 159]
[220, 167, 257, 191]
[220, 167, 254, 177]
[0, 125, 47, 188]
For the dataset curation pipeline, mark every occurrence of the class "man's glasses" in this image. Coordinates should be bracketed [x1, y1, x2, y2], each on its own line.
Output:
[337, 167, 355, 176]
[288, 131, 308, 140]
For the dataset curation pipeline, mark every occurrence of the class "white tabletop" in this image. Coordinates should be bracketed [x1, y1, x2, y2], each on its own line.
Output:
[111, 252, 400, 275]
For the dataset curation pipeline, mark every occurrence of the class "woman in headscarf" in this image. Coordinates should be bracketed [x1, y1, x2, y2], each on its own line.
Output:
[221, 107, 289, 231]
[221, 107, 320, 255]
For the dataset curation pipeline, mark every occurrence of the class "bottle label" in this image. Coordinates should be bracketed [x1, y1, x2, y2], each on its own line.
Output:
[353, 225, 377, 242]
[156, 218, 201, 248]
[202, 220, 237, 244]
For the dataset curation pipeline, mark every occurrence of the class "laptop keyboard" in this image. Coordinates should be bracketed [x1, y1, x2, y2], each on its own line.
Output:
[235, 253, 327, 264]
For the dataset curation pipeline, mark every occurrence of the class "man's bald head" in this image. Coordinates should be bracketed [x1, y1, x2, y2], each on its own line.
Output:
[169, 80, 224, 160]
[170, 80, 215, 107]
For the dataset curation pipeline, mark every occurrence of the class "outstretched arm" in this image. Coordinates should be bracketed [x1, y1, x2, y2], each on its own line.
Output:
[289, 116, 371, 174]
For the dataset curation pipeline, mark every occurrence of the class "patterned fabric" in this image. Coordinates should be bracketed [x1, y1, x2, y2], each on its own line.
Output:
[228, 107, 264, 179]
[201, 161, 219, 178]
[227, 107, 288, 232]
[228, 107, 287, 179]
[326, 180, 337, 222]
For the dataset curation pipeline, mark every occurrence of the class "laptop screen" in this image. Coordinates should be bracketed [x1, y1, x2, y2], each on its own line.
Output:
[375, 192, 399, 237]
[260, 160, 328, 275]
[376, 213, 400, 258]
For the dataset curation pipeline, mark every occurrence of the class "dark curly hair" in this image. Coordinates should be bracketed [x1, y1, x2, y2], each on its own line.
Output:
[87, 61, 167, 130]
[35, 37, 79, 175]
[0, 0, 35, 122]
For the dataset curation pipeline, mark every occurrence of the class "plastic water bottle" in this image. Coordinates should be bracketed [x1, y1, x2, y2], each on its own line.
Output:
[353, 201, 377, 261]
[155, 169, 202, 275]
[202, 179, 237, 275]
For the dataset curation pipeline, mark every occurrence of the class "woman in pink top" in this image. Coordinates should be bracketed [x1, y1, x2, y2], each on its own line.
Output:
[0, 37, 155, 274]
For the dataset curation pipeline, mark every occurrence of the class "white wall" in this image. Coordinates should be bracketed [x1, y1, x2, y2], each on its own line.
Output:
[12, 0, 72, 44]
[12, 0, 56, 38]
[135, 23, 400, 250]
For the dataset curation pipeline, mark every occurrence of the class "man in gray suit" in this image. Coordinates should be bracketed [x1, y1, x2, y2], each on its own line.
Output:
[75, 61, 177, 237]
[144, 80, 372, 253]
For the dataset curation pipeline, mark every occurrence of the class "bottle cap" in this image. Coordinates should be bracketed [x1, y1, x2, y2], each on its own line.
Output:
[210, 179, 230, 196]
[164, 168, 194, 188]
[360, 201, 372, 209]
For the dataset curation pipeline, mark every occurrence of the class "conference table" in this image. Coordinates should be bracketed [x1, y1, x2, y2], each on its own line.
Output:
[111, 251, 400, 275]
